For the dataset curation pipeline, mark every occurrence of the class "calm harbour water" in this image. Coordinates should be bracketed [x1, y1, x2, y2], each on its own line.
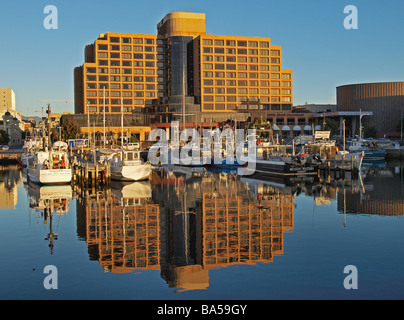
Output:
[0, 161, 403, 300]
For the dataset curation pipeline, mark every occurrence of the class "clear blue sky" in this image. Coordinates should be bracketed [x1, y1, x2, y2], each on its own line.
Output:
[1, 0, 403, 116]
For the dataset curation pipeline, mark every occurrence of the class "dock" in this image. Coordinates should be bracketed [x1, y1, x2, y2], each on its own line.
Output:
[71, 157, 111, 189]
[0, 150, 23, 164]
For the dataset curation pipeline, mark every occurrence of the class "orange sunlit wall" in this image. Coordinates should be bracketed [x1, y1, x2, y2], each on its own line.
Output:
[77, 33, 166, 115]
[195, 35, 293, 112]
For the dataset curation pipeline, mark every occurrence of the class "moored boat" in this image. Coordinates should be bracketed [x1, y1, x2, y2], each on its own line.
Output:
[27, 148, 72, 185]
[104, 148, 152, 181]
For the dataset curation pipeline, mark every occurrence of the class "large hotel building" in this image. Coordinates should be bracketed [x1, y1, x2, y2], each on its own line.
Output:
[74, 12, 293, 134]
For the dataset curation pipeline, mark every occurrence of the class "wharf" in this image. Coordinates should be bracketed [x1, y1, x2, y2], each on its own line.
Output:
[71, 157, 111, 189]
[0, 150, 23, 164]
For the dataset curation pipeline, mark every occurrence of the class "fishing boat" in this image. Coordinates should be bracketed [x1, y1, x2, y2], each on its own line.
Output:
[348, 139, 386, 160]
[104, 148, 152, 181]
[241, 153, 319, 176]
[27, 147, 72, 185]
[169, 145, 210, 167]
[20, 138, 43, 167]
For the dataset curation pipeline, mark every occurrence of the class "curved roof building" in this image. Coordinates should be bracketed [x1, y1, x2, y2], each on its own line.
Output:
[337, 82, 404, 134]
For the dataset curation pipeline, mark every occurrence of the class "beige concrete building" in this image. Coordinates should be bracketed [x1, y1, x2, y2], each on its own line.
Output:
[0, 88, 16, 114]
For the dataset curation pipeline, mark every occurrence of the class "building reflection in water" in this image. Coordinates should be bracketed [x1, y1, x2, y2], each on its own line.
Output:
[27, 182, 73, 254]
[76, 181, 160, 273]
[76, 166, 295, 292]
[0, 165, 22, 209]
[337, 162, 404, 216]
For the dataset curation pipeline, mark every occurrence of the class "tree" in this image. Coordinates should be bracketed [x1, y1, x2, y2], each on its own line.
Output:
[61, 117, 81, 140]
[324, 118, 339, 136]
[50, 127, 59, 143]
[0, 130, 9, 145]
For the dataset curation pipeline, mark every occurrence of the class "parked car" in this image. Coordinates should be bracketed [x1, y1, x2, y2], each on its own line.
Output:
[0, 145, 9, 151]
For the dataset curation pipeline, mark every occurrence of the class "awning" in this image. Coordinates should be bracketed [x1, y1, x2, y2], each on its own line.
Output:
[315, 125, 322, 131]
[304, 125, 312, 131]
[293, 125, 301, 131]
[282, 125, 290, 131]
[272, 124, 280, 131]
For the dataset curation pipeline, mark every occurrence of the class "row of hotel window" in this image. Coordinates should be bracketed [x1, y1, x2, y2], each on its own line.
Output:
[85, 104, 291, 113]
[201, 40, 270, 47]
[86, 89, 291, 96]
[98, 45, 165, 52]
[86, 106, 140, 113]
[202, 48, 279, 56]
[203, 57, 280, 64]
[86, 97, 291, 104]
[100, 46, 279, 56]
[92, 68, 166, 75]
[106, 37, 272, 48]
[97, 52, 164, 60]
[88, 67, 288, 77]
[202, 104, 291, 111]
[108, 37, 161, 44]
[87, 84, 164, 90]
[86, 75, 166, 82]
[84, 104, 293, 113]
[87, 91, 159, 97]
[202, 72, 291, 79]
[203, 88, 291, 94]
[202, 64, 282, 71]
[85, 75, 291, 88]
[96, 53, 281, 66]
[204, 96, 292, 102]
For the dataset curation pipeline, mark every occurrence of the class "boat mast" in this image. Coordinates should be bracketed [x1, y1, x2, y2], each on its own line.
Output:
[87, 101, 91, 147]
[121, 97, 124, 149]
[47, 104, 51, 150]
[103, 86, 106, 148]
[182, 67, 185, 131]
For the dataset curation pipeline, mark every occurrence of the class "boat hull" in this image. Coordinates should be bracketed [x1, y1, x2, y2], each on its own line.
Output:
[241, 156, 319, 176]
[363, 149, 386, 160]
[27, 168, 72, 185]
[110, 163, 152, 181]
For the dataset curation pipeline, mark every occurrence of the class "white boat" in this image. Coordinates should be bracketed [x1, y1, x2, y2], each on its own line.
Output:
[20, 138, 43, 167]
[27, 149, 72, 185]
[104, 148, 152, 181]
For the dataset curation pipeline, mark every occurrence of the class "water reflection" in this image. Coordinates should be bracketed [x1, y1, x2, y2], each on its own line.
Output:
[0, 165, 22, 209]
[19, 160, 404, 292]
[72, 166, 296, 292]
[27, 182, 73, 254]
[338, 161, 404, 216]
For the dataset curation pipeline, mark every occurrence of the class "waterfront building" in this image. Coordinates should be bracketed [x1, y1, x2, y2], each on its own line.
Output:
[1, 111, 23, 147]
[74, 12, 293, 137]
[337, 81, 404, 138]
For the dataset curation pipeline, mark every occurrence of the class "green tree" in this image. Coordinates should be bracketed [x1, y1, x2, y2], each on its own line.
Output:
[61, 117, 81, 140]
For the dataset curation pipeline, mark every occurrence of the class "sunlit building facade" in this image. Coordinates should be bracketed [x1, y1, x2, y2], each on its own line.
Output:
[74, 12, 293, 126]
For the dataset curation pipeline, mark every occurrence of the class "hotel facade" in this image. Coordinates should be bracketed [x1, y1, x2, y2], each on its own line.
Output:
[73, 12, 294, 137]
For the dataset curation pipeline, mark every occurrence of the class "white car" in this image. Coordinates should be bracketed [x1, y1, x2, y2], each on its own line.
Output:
[1, 145, 9, 151]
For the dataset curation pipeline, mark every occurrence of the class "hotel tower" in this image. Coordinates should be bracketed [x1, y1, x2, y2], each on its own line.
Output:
[74, 12, 293, 126]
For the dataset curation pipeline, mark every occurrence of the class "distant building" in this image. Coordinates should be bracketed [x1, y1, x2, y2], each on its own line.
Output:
[0, 88, 16, 114]
[294, 104, 337, 114]
[2, 112, 23, 147]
